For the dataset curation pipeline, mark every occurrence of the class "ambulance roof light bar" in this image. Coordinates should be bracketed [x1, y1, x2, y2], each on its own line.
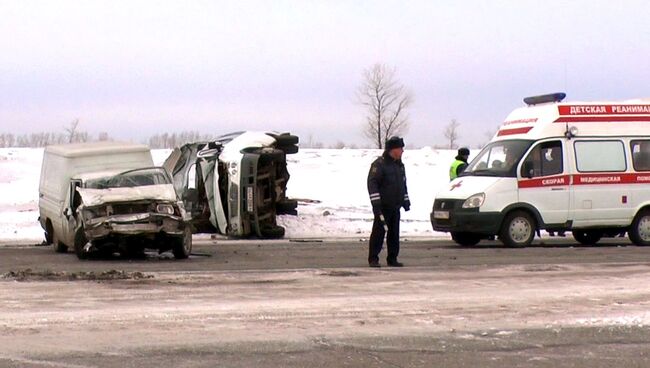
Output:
[523, 92, 566, 106]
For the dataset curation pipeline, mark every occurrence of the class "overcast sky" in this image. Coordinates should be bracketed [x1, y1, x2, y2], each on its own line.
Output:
[1, 0, 648, 147]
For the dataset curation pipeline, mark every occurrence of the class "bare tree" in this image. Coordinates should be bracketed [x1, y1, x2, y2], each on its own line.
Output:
[64, 119, 80, 143]
[444, 119, 460, 149]
[358, 64, 412, 149]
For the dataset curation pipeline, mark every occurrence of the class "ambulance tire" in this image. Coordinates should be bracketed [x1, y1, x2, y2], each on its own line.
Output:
[571, 230, 602, 245]
[629, 209, 650, 246]
[499, 210, 535, 248]
[451, 232, 481, 247]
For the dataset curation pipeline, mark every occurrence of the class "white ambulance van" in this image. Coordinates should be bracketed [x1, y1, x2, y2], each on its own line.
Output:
[431, 93, 650, 247]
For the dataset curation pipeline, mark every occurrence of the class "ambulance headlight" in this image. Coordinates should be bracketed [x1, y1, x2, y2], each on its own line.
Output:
[462, 193, 485, 208]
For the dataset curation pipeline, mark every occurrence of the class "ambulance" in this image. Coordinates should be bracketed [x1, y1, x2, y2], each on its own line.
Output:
[431, 93, 650, 247]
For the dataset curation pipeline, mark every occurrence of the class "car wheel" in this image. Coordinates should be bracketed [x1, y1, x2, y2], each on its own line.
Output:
[260, 225, 285, 239]
[74, 228, 89, 260]
[271, 133, 299, 146]
[277, 144, 299, 155]
[451, 232, 481, 246]
[499, 210, 535, 248]
[276, 199, 298, 215]
[173, 228, 192, 259]
[52, 229, 68, 253]
[629, 209, 650, 246]
[572, 230, 603, 245]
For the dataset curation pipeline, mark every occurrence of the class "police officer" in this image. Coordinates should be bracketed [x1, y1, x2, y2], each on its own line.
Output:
[449, 147, 470, 181]
[367, 136, 410, 268]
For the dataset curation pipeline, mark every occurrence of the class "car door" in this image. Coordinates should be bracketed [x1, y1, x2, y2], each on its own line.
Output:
[518, 140, 570, 226]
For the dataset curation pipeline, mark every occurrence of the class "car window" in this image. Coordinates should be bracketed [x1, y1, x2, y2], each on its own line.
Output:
[574, 140, 626, 172]
[520, 141, 563, 178]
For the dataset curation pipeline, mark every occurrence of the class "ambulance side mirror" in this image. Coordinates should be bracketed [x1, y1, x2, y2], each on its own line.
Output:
[522, 161, 534, 179]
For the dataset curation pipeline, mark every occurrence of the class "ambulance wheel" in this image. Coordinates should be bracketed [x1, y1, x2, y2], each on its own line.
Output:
[629, 209, 650, 246]
[572, 230, 602, 245]
[451, 232, 481, 246]
[500, 210, 535, 248]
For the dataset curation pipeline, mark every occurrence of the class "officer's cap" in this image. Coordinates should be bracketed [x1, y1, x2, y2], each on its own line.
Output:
[458, 147, 470, 156]
[385, 136, 405, 151]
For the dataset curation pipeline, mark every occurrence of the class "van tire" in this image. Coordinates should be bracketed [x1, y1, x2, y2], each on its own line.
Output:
[260, 225, 285, 239]
[276, 199, 298, 215]
[451, 232, 481, 246]
[499, 210, 535, 248]
[172, 228, 192, 259]
[572, 230, 602, 245]
[74, 229, 89, 260]
[51, 229, 68, 253]
[44, 220, 54, 244]
[629, 209, 650, 246]
[272, 134, 299, 146]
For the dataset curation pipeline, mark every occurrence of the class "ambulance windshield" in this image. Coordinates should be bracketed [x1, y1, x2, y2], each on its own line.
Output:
[462, 140, 533, 178]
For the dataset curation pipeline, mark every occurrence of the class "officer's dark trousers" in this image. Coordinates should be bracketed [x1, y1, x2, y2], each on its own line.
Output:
[368, 206, 401, 264]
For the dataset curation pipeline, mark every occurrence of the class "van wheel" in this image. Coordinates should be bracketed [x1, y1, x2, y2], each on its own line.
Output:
[51, 229, 68, 253]
[451, 232, 481, 246]
[572, 230, 602, 245]
[500, 210, 535, 248]
[172, 228, 192, 259]
[260, 225, 285, 239]
[629, 209, 650, 246]
[44, 221, 54, 244]
[74, 229, 89, 260]
[276, 199, 298, 215]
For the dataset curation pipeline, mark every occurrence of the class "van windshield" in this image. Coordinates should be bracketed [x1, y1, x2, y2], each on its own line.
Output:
[87, 167, 172, 189]
[462, 140, 533, 178]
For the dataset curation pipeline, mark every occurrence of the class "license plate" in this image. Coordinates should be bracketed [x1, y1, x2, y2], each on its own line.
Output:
[433, 210, 449, 220]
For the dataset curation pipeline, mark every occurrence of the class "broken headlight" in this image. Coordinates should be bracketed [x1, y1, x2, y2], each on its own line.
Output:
[156, 203, 175, 215]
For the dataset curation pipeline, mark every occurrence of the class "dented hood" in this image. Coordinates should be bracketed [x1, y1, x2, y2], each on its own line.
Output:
[77, 184, 177, 207]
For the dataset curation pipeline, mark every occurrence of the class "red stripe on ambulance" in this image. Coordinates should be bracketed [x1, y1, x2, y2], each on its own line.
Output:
[518, 175, 570, 188]
[519, 173, 650, 188]
[497, 127, 533, 136]
[555, 115, 650, 123]
[558, 105, 650, 115]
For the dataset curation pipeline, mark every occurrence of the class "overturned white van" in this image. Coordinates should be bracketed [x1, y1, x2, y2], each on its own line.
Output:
[164, 131, 298, 239]
[431, 93, 650, 247]
[39, 142, 192, 259]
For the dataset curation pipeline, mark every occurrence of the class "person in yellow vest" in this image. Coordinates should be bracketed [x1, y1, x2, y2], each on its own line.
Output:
[449, 147, 470, 181]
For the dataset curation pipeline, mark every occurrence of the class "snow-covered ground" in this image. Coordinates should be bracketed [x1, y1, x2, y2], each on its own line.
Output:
[0, 147, 457, 243]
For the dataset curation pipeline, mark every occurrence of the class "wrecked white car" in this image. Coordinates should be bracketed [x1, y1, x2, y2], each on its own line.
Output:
[74, 167, 192, 259]
[163, 131, 298, 239]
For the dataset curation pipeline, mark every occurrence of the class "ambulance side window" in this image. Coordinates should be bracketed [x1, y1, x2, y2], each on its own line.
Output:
[574, 140, 626, 172]
[631, 140, 650, 171]
[520, 141, 563, 178]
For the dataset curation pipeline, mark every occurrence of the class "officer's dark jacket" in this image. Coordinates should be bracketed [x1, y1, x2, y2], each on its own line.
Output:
[367, 151, 409, 209]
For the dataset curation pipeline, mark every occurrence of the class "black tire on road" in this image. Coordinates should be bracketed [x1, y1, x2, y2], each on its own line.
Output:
[173, 228, 193, 259]
[572, 230, 603, 245]
[74, 228, 89, 260]
[629, 209, 650, 246]
[51, 228, 69, 253]
[260, 225, 285, 239]
[499, 210, 536, 248]
[451, 232, 481, 246]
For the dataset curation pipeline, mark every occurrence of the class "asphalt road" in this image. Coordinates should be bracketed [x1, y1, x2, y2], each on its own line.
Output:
[2, 236, 650, 368]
